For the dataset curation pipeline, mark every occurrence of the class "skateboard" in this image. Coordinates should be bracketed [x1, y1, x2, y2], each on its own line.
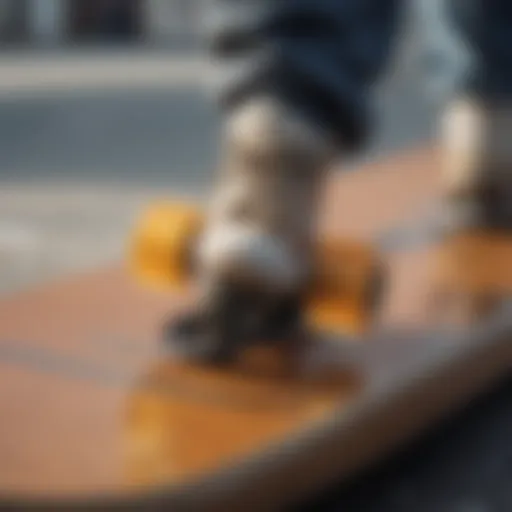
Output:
[1, 147, 511, 511]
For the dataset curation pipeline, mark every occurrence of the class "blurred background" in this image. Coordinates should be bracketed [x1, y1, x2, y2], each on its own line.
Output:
[0, 0, 203, 46]
[0, 0, 445, 294]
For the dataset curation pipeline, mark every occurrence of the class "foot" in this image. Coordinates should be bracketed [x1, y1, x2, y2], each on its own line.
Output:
[430, 97, 512, 324]
[440, 97, 512, 234]
[166, 96, 336, 363]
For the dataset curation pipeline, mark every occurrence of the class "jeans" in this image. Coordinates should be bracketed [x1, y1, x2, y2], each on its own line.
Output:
[206, 0, 512, 152]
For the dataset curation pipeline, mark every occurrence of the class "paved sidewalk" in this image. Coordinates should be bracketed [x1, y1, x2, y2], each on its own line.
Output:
[0, 49, 211, 97]
[0, 184, 199, 295]
[0, 50, 209, 294]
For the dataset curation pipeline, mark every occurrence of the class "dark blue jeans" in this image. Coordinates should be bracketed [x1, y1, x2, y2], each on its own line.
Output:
[206, 0, 512, 152]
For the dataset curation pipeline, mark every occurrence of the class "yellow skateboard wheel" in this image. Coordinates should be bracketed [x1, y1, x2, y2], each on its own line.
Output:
[130, 201, 204, 290]
[308, 238, 385, 336]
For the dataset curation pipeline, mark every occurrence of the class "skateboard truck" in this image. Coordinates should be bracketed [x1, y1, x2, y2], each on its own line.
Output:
[130, 202, 386, 362]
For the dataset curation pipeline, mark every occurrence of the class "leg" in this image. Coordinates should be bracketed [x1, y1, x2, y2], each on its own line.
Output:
[170, 0, 404, 362]
[425, 0, 512, 323]
[439, 0, 512, 230]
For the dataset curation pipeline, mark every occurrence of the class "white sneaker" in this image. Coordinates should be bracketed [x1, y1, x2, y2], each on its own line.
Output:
[440, 97, 512, 230]
[198, 96, 336, 295]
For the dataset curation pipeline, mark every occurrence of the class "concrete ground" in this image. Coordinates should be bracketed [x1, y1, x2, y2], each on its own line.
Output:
[0, 50, 216, 294]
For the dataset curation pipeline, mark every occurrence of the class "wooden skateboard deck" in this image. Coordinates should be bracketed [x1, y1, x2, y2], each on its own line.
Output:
[1, 147, 511, 511]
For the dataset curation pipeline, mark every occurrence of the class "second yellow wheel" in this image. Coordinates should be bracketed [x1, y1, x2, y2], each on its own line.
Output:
[130, 201, 204, 290]
[308, 238, 385, 336]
